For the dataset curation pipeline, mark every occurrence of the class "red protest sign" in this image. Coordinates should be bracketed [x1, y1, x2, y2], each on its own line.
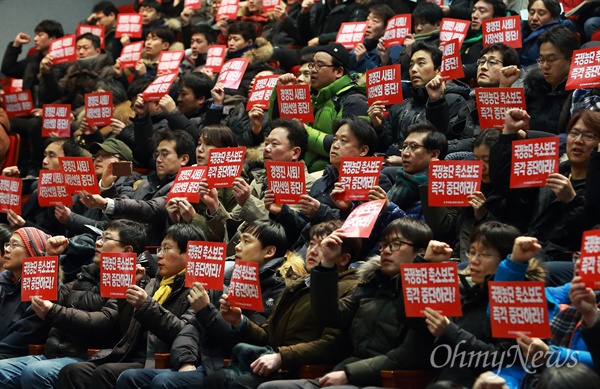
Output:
[3, 91, 33, 118]
[120, 41, 144, 68]
[205, 45, 227, 73]
[339, 199, 386, 238]
[338, 157, 383, 201]
[0, 78, 23, 93]
[227, 260, 263, 311]
[336, 22, 368, 50]
[401, 262, 462, 317]
[440, 39, 465, 81]
[21, 257, 59, 302]
[488, 281, 551, 338]
[366, 65, 403, 106]
[38, 170, 73, 207]
[475, 87, 526, 129]
[85, 91, 113, 127]
[383, 14, 411, 47]
[100, 253, 136, 298]
[217, 0, 240, 21]
[167, 166, 208, 203]
[184, 0, 202, 9]
[142, 73, 177, 101]
[217, 58, 250, 90]
[265, 161, 306, 204]
[510, 137, 559, 189]
[42, 104, 71, 137]
[482, 16, 521, 48]
[185, 241, 227, 289]
[59, 157, 100, 195]
[578, 230, 600, 288]
[207, 147, 246, 188]
[439, 18, 470, 45]
[566, 48, 600, 90]
[50, 35, 77, 64]
[277, 84, 314, 122]
[429, 160, 482, 207]
[116, 13, 143, 38]
[247, 75, 279, 110]
[263, 0, 278, 12]
[0, 177, 22, 214]
[77, 24, 106, 49]
[158, 50, 185, 75]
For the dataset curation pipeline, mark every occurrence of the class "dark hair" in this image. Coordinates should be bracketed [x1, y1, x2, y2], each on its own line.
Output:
[332, 116, 378, 157]
[0, 224, 12, 257]
[369, 4, 397, 26]
[97, 78, 128, 105]
[45, 137, 86, 157]
[411, 41, 443, 69]
[481, 43, 520, 67]
[406, 122, 448, 159]
[299, 52, 314, 65]
[473, 128, 501, 148]
[528, 0, 561, 19]
[179, 72, 214, 100]
[228, 21, 257, 43]
[191, 25, 217, 45]
[470, 221, 520, 259]
[138, 0, 162, 12]
[243, 220, 287, 258]
[535, 364, 600, 389]
[105, 219, 147, 254]
[77, 33, 101, 49]
[478, 0, 507, 18]
[537, 25, 580, 59]
[382, 218, 433, 252]
[127, 77, 155, 100]
[34, 20, 64, 39]
[164, 223, 206, 253]
[157, 130, 196, 165]
[198, 124, 238, 148]
[93, 1, 119, 16]
[148, 27, 175, 46]
[412, 2, 444, 25]
[268, 118, 309, 161]
[567, 109, 600, 138]
[310, 220, 362, 263]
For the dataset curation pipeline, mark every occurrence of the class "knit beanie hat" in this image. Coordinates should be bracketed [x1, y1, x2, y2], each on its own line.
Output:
[14, 227, 51, 257]
[317, 43, 350, 71]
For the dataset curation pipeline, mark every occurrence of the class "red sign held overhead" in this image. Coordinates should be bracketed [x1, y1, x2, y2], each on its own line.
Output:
[440, 39, 465, 81]
[158, 51, 185, 75]
[439, 18, 470, 45]
[277, 84, 314, 122]
[100, 253, 136, 298]
[383, 14, 411, 47]
[205, 45, 227, 73]
[566, 48, 600, 90]
[338, 157, 383, 201]
[336, 22, 369, 50]
[510, 137, 559, 189]
[366, 65, 403, 106]
[116, 13, 143, 38]
[50, 35, 77, 64]
[488, 281, 551, 339]
[0, 177, 22, 215]
[142, 73, 177, 101]
[38, 170, 73, 207]
[578, 229, 600, 288]
[476, 88, 526, 129]
[185, 241, 227, 289]
[77, 24, 106, 49]
[247, 75, 279, 110]
[21, 257, 59, 302]
[482, 16, 522, 48]
[59, 157, 100, 195]
[120, 41, 144, 68]
[184, 0, 202, 9]
[85, 91, 113, 127]
[265, 161, 306, 204]
[217, 58, 250, 90]
[42, 104, 71, 137]
[4, 91, 33, 118]
[167, 166, 208, 203]
[207, 147, 246, 188]
[216, 0, 239, 21]
[429, 160, 482, 207]
[401, 262, 462, 317]
[227, 260, 263, 311]
[339, 199, 386, 238]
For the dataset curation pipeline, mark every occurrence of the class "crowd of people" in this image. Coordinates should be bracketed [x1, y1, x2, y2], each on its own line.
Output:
[0, 0, 600, 388]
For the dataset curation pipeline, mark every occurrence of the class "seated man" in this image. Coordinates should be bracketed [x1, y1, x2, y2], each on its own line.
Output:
[83, 1, 119, 57]
[57, 223, 206, 389]
[180, 23, 217, 70]
[0, 227, 52, 359]
[113, 0, 167, 61]
[0, 220, 146, 389]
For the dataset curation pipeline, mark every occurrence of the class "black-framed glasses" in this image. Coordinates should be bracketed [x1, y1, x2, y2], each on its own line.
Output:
[153, 150, 176, 160]
[537, 56, 567, 66]
[568, 129, 599, 142]
[401, 142, 426, 153]
[307, 61, 336, 71]
[379, 240, 414, 252]
[476, 57, 503, 67]
[96, 235, 123, 245]
[4, 242, 26, 251]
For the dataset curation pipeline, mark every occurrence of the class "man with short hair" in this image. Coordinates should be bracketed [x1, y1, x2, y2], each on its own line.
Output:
[181, 25, 217, 70]
[134, 27, 175, 79]
[84, 1, 119, 56]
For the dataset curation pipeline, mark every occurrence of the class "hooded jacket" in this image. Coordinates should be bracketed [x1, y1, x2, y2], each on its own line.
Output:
[225, 37, 274, 98]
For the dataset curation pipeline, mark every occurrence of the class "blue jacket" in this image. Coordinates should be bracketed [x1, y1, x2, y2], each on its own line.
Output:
[349, 44, 403, 74]
[519, 19, 578, 66]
